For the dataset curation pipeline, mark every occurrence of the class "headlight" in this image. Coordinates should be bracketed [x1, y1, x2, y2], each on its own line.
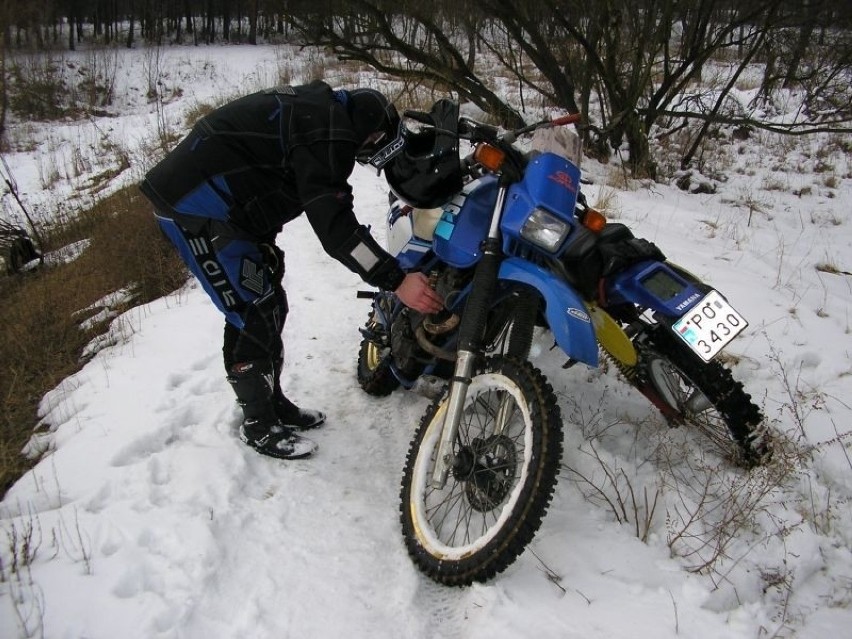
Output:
[520, 208, 570, 252]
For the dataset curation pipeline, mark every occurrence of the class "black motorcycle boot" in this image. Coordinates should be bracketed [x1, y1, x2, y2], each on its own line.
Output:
[227, 361, 318, 460]
[271, 357, 326, 431]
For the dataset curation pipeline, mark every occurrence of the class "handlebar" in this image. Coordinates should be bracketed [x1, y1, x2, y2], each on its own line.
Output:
[403, 108, 580, 145]
[551, 113, 582, 127]
[403, 106, 582, 182]
[402, 109, 433, 125]
[457, 112, 581, 145]
[502, 112, 581, 144]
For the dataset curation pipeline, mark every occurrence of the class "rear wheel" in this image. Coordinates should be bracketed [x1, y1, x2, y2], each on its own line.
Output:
[400, 356, 562, 585]
[357, 317, 400, 397]
[641, 329, 768, 466]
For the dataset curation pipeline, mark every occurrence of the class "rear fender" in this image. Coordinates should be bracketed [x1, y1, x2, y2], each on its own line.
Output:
[499, 258, 598, 366]
[606, 260, 707, 317]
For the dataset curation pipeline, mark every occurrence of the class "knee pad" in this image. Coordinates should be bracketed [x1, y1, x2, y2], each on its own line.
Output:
[228, 288, 288, 364]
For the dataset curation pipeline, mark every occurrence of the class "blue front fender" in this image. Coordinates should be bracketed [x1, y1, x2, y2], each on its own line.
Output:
[499, 258, 599, 366]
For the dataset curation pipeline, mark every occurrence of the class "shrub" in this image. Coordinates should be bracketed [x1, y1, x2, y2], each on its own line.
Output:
[0, 186, 187, 495]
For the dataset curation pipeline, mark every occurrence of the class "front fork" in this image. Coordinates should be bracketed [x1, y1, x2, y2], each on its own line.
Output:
[431, 187, 508, 488]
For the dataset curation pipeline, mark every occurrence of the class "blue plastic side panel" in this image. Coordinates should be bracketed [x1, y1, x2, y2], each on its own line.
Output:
[395, 241, 432, 269]
[606, 260, 705, 317]
[499, 258, 598, 366]
[501, 152, 581, 254]
[433, 176, 498, 268]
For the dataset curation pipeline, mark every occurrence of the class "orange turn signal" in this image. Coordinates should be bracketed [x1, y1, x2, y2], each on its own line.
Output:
[474, 144, 506, 172]
[583, 208, 607, 233]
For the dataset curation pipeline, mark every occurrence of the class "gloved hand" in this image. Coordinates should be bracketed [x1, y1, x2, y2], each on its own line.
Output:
[395, 272, 444, 314]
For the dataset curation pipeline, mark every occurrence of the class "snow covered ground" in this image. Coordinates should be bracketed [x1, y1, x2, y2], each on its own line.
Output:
[1, 44, 851, 638]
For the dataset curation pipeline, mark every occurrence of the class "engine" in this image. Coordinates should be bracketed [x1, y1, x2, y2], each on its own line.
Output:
[389, 265, 469, 375]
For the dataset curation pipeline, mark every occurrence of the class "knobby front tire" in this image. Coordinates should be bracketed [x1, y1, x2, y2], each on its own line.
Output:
[399, 356, 563, 586]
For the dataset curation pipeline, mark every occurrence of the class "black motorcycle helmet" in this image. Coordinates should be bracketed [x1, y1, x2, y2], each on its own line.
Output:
[380, 98, 464, 209]
[348, 88, 402, 165]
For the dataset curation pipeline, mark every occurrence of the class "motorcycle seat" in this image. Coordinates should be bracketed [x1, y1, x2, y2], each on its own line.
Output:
[598, 222, 634, 243]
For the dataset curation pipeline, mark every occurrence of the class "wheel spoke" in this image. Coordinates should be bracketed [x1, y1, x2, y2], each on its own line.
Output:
[421, 387, 526, 545]
[425, 390, 524, 546]
[494, 392, 514, 436]
[426, 475, 466, 537]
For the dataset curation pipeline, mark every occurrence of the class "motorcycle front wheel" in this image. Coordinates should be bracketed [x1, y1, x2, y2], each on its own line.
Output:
[400, 356, 562, 586]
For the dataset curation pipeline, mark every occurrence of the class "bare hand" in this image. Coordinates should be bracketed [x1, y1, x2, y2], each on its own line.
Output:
[395, 273, 444, 314]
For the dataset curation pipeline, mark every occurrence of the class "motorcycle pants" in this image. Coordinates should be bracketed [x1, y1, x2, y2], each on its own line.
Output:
[155, 211, 288, 368]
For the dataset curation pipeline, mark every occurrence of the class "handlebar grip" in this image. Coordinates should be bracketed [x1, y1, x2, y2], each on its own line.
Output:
[403, 109, 433, 125]
[552, 113, 582, 126]
[458, 117, 499, 142]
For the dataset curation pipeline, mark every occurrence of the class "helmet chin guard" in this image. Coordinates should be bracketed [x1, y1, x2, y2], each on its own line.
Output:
[362, 121, 407, 172]
[349, 88, 401, 166]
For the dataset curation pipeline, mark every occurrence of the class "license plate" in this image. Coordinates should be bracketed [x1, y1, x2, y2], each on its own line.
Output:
[672, 290, 748, 362]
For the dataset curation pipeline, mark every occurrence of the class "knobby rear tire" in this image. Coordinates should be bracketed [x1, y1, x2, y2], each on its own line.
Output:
[357, 317, 400, 397]
[642, 329, 768, 466]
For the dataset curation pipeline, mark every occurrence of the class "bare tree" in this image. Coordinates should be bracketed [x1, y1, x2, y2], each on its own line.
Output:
[248, 0, 259, 44]
[288, 1, 527, 127]
[288, 0, 851, 176]
[0, 12, 7, 142]
[0, 0, 847, 175]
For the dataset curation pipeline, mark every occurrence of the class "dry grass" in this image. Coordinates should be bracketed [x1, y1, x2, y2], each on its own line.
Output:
[592, 186, 622, 217]
[0, 186, 187, 495]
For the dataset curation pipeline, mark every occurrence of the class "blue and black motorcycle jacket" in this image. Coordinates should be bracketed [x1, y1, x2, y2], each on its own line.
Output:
[139, 80, 405, 292]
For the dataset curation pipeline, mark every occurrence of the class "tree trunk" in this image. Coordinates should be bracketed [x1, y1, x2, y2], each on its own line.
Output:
[185, 0, 194, 34]
[249, 0, 259, 45]
[0, 43, 7, 139]
[126, 1, 135, 48]
[223, 3, 231, 42]
[68, 0, 76, 50]
[621, 110, 655, 178]
[783, 17, 816, 88]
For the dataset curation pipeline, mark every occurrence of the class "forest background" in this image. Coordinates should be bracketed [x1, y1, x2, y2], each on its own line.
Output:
[2, 0, 851, 175]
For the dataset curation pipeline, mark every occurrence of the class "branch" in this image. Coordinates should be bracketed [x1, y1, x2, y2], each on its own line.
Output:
[647, 108, 852, 136]
[289, 6, 524, 126]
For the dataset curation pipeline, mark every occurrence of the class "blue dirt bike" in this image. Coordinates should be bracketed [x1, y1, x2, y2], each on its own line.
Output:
[356, 100, 767, 586]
